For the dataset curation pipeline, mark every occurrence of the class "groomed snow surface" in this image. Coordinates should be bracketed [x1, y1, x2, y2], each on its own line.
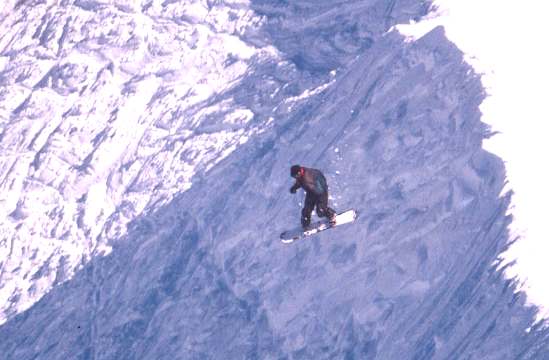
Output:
[1, 0, 549, 359]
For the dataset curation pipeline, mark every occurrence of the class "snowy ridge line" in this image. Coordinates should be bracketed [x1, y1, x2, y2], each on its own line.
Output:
[0, 0, 279, 324]
[395, 0, 549, 321]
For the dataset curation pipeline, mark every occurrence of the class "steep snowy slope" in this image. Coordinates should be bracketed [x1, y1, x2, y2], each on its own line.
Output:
[0, 0, 277, 324]
[1, 0, 549, 359]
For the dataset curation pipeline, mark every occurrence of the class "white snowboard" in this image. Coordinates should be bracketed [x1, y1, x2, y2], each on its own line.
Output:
[280, 209, 357, 243]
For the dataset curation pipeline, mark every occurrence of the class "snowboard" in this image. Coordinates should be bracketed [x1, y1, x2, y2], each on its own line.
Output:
[280, 209, 357, 243]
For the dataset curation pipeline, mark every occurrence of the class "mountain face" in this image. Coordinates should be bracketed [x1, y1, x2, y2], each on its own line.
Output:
[1, 0, 549, 359]
[0, 0, 277, 324]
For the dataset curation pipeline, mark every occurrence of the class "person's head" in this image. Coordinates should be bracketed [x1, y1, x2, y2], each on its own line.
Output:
[291, 165, 303, 178]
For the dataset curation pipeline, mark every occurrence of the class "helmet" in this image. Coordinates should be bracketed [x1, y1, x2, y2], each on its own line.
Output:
[290, 165, 301, 178]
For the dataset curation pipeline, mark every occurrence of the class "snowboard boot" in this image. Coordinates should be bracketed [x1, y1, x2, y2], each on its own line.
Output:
[301, 215, 311, 229]
[328, 210, 337, 226]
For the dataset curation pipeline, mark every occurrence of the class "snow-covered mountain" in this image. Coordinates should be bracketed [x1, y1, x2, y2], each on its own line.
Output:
[0, 0, 278, 324]
[1, 0, 549, 358]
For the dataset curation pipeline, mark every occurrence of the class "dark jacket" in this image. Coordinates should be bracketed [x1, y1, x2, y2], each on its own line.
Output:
[290, 167, 328, 196]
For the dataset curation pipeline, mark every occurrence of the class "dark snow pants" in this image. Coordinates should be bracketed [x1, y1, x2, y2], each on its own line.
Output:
[301, 191, 336, 227]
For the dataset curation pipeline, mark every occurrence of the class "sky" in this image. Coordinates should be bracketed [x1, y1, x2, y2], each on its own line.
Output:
[397, 0, 549, 318]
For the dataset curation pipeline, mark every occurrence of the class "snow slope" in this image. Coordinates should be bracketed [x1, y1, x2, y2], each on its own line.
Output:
[0, 0, 277, 324]
[396, 0, 549, 320]
[1, 0, 549, 359]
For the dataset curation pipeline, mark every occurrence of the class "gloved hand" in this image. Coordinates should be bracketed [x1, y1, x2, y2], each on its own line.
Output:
[290, 187, 297, 194]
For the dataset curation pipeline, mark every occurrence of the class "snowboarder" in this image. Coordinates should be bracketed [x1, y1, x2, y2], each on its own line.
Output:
[289, 165, 337, 228]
